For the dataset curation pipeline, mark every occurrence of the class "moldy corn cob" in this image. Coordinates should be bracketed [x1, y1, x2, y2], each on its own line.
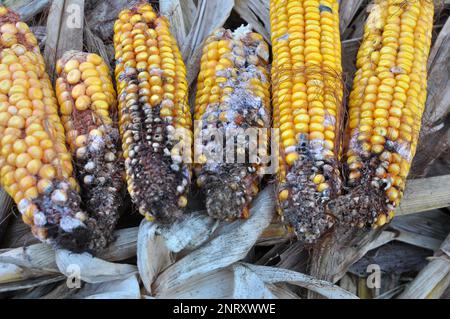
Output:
[55, 51, 124, 250]
[114, 3, 192, 222]
[270, 0, 344, 242]
[0, 7, 91, 251]
[337, 0, 434, 228]
[194, 27, 270, 220]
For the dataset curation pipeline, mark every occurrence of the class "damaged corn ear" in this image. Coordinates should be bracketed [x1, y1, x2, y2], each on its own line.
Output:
[194, 27, 270, 220]
[55, 51, 124, 251]
[0, 7, 91, 251]
[270, 0, 344, 242]
[343, 0, 434, 227]
[114, 3, 192, 222]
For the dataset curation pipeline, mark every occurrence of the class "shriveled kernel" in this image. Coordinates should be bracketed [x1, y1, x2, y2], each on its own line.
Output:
[75, 135, 87, 147]
[386, 187, 399, 202]
[26, 159, 42, 175]
[24, 187, 38, 200]
[178, 196, 188, 208]
[19, 175, 36, 190]
[285, 152, 299, 166]
[64, 59, 80, 73]
[16, 153, 32, 168]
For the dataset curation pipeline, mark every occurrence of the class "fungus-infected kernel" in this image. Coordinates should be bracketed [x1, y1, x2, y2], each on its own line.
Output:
[376, 214, 387, 227]
[178, 196, 188, 208]
[313, 174, 325, 185]
[317, 183, 330, 192]
[285, 152, 299, 166]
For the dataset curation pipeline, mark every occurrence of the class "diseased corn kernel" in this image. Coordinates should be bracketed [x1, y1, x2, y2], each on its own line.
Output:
[278, 189, 289, 202]
[376, 214, 387, 227]
[75, 95, 91, 110]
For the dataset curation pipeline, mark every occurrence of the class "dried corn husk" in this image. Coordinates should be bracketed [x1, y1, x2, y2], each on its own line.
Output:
[135, 186, 357, 299]
[55, 250, 137, 284]
[73, 275, 140, 299]
[399, 234, 450, 299]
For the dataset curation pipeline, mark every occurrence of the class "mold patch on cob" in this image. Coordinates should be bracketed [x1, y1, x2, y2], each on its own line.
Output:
[270, 0, 344, 242]
[194, 26, 270, 220]
[55, 51, 124, 251]
[332, 0, 435, 228]
[0, 7, 91, 251]
[114, 3, 192, 223]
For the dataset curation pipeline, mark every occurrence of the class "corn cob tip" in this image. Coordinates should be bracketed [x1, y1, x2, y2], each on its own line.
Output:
[19, 182, 93, 252]
[325, 161, 398, 230]
[201, 165, 259, 221]
[194, 27, 270, 220]
[278, 146, 342, 243]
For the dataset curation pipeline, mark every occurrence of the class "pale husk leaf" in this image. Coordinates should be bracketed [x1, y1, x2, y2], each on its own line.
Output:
[0, 244, 57, 272]
[55, 250, 137, 284]
[74, 275, 141, 299]
[137, 220, 173, 294]
[242, 263, 359, 299]
[399, 234, 450, 299]
[0, 263, 27, 284]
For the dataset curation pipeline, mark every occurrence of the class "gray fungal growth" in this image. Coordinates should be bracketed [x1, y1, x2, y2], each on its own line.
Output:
[195, 26, 270, 220]
[280, 134, 342, 243]
[26, 181, 92, 252]
[119, 67, 191, 223]
[73, 124, 125, 251]
[54, 51, 125, 252]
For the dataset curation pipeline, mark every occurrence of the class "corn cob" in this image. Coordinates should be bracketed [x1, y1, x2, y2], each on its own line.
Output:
[0, 7, 91, 250]
[55, 51, 124, 250]
[194, 27, 270, 220]
[270, 0, 344, 242]
[113, 3, 192, 222]
[339, 0, 434, 227]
